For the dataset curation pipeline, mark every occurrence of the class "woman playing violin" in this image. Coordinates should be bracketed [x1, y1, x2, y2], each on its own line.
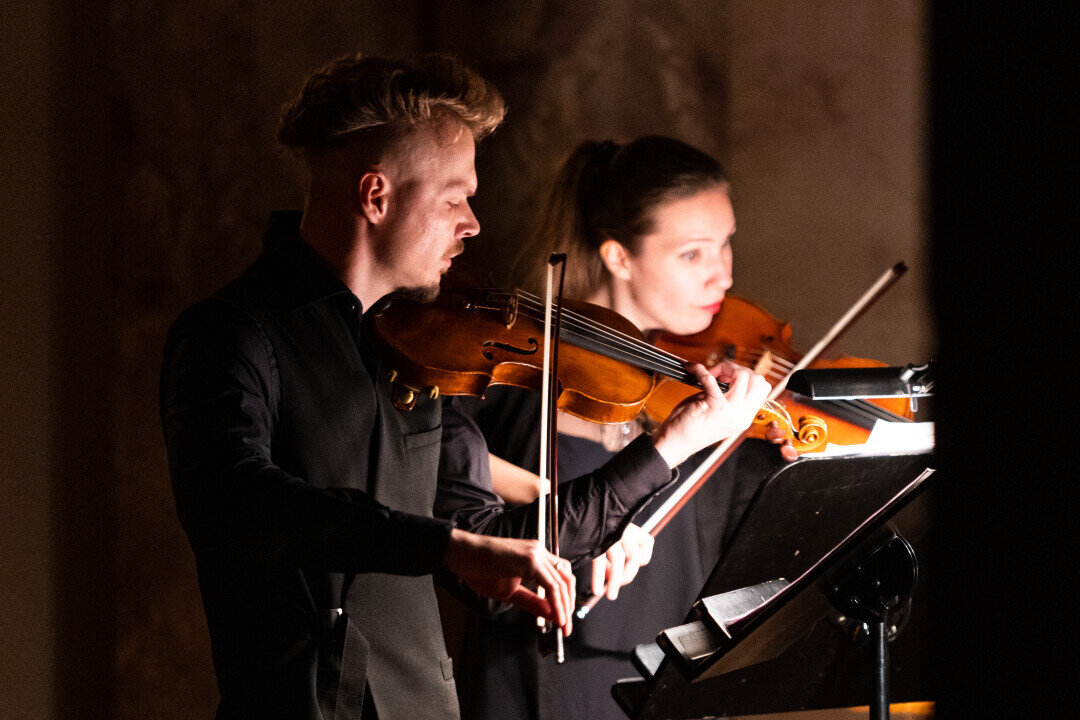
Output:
[436, 136, 782, 720]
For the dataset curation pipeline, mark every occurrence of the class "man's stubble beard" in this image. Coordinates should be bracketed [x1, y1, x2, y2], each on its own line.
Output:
[392, 239, 462, 303]
[392, 282, 441, 303]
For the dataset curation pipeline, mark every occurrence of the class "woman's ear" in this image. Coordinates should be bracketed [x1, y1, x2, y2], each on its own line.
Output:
[357, 171, 389, 224]
[598, 238, 633, 281]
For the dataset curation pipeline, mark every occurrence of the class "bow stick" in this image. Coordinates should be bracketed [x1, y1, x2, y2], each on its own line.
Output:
[576, 261, 908, 618]
[537, 253, 567, 662]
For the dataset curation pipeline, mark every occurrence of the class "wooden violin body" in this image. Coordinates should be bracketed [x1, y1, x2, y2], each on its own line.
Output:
[371, 283, 661, 424]
[644, 295, 796, 419]
[646, 294, 912, 454]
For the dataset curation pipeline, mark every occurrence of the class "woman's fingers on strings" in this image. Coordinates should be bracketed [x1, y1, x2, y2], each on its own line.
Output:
[709, 359, 740, 386]
[724, 364, 752, 400]
[686, 362, 723, 401]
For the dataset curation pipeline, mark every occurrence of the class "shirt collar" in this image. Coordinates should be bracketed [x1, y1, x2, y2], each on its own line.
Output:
[259, 210, 359, 312]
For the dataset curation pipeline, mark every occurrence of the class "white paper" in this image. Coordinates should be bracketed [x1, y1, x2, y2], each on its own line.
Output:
[801, 420, 935, 457]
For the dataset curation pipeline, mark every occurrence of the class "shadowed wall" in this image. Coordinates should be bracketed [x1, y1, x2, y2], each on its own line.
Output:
[1, 2, 927, 718]
[434, 1, 928, 363]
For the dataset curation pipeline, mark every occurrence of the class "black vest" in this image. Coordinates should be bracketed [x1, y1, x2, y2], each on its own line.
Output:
[197, 216, 458, 720]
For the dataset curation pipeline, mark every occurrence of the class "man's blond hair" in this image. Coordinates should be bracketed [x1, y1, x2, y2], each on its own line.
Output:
[278, 53, 506, 157]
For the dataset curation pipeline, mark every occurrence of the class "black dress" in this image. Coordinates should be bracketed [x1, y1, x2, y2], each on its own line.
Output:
[439, 385, 779, 720]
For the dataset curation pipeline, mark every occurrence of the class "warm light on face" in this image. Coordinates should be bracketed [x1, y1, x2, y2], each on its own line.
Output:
[379, 121, 479, 297]
[618, 186, 736, 336]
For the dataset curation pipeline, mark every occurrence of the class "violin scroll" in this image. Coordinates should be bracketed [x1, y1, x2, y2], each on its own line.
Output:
[753, 400, 829, 461]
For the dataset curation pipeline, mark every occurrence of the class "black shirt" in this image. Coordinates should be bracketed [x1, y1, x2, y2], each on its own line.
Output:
[436, 394, 677, 562]
[162, 212, 455, 720]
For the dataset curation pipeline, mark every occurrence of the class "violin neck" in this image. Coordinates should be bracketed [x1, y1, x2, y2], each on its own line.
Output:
[560, 323, 720, 390]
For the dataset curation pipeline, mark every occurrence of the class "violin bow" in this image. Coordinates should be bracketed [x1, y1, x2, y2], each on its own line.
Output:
[537, 253, 567, 662]
[576, 261, 908, 618]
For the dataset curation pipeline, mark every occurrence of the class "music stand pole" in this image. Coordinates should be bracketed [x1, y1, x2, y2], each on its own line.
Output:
[871, 614, 890, 720]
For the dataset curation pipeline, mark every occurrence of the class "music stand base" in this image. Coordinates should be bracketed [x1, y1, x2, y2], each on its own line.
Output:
[828, 535, 917, 720]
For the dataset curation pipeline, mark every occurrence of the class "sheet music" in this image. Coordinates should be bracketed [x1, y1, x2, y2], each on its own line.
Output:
[801, 420, 935, 457]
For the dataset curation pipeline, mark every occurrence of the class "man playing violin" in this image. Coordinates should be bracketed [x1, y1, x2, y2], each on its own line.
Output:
[160, 53, 768, 720]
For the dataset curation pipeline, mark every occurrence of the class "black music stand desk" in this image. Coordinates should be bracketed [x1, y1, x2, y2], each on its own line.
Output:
[614, 449, 936, 720]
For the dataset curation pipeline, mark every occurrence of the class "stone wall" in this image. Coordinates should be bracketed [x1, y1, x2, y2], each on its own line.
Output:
[1, 2, 927, 718]
[436, 0, 929, 364]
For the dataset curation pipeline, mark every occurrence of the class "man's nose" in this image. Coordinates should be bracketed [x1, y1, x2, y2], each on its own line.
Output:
[459, 203, 480, 238]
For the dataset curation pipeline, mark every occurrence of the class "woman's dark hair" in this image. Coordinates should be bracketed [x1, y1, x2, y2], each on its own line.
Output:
[522, 136, 729, 298]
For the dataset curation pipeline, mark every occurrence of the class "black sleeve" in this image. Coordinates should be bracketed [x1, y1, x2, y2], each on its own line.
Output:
[436, 395, 677, 563]
[160, 299, 451, 576]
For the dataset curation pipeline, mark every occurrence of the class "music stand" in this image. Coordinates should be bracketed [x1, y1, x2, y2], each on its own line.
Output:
[613, 449, 935, 720]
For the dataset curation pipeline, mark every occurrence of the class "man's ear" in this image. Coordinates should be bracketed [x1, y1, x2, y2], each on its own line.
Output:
[598, 238, 633, 281]
[357, 171, 389, 224]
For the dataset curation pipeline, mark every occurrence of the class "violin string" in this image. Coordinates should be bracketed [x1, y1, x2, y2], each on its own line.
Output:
[514, 293, 695, 382]
[514, 293, 902, 429]
[515, 293, 714, 381]
[513, 295, 909, 426]
[725, 349, 907, 421]
[735, 350, 796, 372]
[829, 398, 911, 423]
[514, 292, 689, 374]
[654, 340, 904, 423]
[730, 350, 908, 423]
[729, 352, 907, 422]
[565, 320, 691, 379]
[515, 288, 708, 376]
[727, 347, 796, 372]
[516, 292, 804, 390]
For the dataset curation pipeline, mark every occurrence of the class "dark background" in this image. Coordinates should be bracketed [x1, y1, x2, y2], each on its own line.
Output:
[2, 2, 1072, 718]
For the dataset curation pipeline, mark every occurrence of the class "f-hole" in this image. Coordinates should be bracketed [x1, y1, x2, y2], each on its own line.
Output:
[482, 337, 539, 360]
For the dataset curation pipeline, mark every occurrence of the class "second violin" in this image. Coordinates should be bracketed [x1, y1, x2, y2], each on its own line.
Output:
[646, 270, 913, 458]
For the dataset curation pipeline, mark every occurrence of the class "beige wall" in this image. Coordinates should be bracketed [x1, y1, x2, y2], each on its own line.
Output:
[443, 1, 930, 366]
[722, 2, 929, 364]
[1, 2, 927, 718]
[1, 1, 56, 717]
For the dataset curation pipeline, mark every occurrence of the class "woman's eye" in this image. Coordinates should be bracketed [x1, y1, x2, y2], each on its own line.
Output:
[681, 250, 699, 262]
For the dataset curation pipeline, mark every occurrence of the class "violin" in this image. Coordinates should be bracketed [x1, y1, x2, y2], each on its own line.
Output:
[573, 263, 913, 618]
[645, 294, 913, 457]
[370, 274, 722, 421]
